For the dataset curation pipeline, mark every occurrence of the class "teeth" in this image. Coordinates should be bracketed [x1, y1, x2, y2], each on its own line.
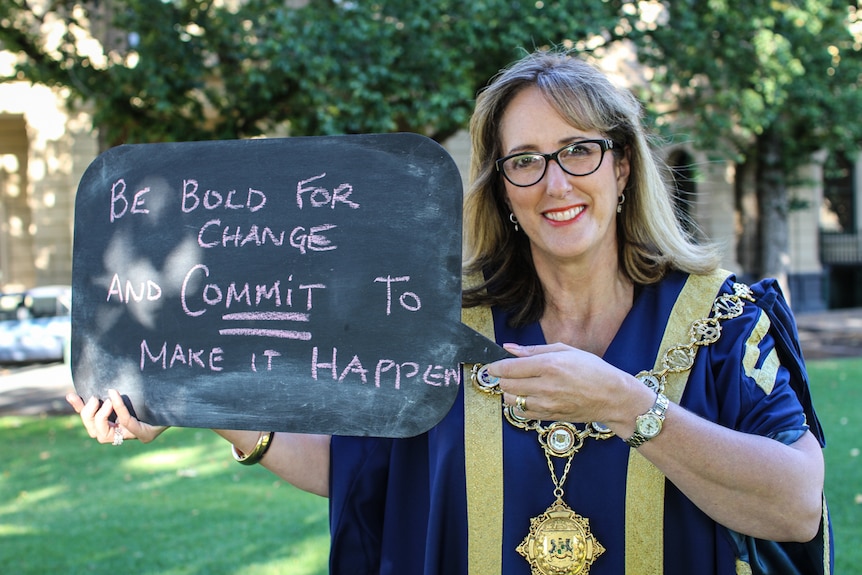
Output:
[544, 207, 584, 222]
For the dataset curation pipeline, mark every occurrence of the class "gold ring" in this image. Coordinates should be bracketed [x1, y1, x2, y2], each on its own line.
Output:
[515, 395, 527, 413]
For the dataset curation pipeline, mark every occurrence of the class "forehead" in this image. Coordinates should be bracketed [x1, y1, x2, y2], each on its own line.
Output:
[498, 86, 598, 153]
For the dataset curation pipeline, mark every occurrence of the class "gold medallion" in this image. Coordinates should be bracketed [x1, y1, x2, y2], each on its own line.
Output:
[517, 499, 605, 575]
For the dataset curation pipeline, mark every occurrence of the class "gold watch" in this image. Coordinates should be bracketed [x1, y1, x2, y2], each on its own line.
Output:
[625, 392, 669, 448]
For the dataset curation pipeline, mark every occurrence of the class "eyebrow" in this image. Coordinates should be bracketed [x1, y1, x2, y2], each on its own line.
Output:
[503, 136, 595, 156]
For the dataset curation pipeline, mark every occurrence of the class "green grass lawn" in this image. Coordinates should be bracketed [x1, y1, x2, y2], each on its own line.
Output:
[807, 357, 862, 574]
[0, 417, 330, 574]
[0, 357, 858, 574]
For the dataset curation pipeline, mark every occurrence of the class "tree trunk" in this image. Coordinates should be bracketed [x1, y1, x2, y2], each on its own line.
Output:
[734, 158, 760, 278]
[756, 126, 791, 301]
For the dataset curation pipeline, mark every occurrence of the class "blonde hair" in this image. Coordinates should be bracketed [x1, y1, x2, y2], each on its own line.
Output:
[463, 50, 720, 326]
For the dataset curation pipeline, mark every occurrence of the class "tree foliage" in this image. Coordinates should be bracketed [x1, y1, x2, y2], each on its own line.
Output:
[3, 0, 861, 288]
[0, 0, 628, 147]
[627, 0, 862, 280]
[631, 0, 861, 167]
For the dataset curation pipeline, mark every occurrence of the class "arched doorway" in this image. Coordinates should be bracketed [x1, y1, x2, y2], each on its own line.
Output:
[821, 152, 861, 308]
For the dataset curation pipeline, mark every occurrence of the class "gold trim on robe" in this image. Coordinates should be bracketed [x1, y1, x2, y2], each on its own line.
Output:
[463, 270, 732, 575]
[624, 269, 730, 575]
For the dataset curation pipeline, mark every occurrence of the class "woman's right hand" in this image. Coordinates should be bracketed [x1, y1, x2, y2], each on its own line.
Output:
[66, 389, 169, 444]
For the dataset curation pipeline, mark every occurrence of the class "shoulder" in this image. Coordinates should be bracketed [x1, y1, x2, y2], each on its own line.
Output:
[699, 274, 824, 442]
[701, 273, 783, 370]
[708, 274, 799, 364]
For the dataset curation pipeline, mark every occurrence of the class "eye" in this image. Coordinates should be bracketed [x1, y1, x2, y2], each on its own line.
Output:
[508, 154, 543, 171]
[560, 143, 595, 158]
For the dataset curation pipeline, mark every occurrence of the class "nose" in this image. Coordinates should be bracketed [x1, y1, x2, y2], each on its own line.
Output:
[544, 159, 571, 198]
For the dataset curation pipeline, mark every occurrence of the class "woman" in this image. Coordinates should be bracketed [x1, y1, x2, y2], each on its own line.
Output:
[68, 50, 830, 574]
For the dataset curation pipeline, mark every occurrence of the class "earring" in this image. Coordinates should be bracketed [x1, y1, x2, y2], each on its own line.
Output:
[509, 212, 519, 232]
[616, 193, 626, 214]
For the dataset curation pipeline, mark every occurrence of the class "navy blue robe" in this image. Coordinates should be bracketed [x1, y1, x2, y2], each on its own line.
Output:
[329, 271, 831, 574]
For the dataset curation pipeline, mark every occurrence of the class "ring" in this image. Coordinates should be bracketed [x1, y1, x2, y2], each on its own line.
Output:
[112, 427, 124, 446]
[515, 395, 527, 413]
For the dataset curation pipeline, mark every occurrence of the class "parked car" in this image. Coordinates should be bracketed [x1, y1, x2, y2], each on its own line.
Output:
[0, 285, 72, 363]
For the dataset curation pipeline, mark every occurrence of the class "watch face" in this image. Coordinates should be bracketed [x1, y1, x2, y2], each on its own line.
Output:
[637, 415, 662, 438]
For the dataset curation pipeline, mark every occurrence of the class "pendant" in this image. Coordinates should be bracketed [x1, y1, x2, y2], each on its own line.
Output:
[517, 498, 605, 575]
[543, 422, 579, 457]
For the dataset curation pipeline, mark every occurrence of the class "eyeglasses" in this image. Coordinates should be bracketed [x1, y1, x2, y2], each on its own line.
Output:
[495, 139, 616, 187]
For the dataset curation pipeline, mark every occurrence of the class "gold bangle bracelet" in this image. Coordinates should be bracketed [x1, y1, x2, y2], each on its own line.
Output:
[231, 431, 274, 466]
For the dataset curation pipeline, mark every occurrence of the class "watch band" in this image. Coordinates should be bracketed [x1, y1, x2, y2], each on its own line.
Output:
[625, 392, 669, 448]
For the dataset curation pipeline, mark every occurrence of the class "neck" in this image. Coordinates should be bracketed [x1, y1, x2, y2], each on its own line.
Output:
[535, 261, 634, 356]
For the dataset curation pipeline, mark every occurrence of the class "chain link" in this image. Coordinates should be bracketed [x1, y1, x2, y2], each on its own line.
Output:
[471, 281, 755, 458]
[635, 282, 754, 394]
[470, 281, 755, 502]
[546, 449, 575, 499]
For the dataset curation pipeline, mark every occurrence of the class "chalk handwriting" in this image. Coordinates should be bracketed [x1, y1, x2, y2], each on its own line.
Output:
[180, 264, 326, 318]
[296, 173, 360, 210]
[198, 219, 285, 248]
[101, 151, 459, 404]
[310, 346, 459, 389]
[289, 224, 338, 254]
[110, 178, 150, 222]
[140, 339, 225, 371]
[106, 274, 162, 303]
[182, 179, 266, 213]
[251, 350, 281, 372]
[375, 275, 421, 315]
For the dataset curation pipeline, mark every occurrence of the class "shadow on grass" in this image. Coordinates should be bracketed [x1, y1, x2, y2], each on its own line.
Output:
[0, 416, 329, 575]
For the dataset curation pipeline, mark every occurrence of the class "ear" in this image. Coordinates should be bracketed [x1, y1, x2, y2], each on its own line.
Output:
[615, 149, 631, 194]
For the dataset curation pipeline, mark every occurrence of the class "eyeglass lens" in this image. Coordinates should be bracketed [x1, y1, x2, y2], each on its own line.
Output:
[501, 141, 607, 187]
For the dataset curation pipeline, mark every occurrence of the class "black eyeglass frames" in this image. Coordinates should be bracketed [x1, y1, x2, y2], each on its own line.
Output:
[495, 139, 616, 187]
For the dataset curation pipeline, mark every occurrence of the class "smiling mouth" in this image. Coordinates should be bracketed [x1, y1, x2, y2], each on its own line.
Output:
[543, 206, 585, 222]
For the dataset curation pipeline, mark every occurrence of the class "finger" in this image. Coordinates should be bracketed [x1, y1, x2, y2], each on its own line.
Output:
[107, 389, 162, 442]
[94, 396, 118, 442]
[502, 342, 570, 357]
[486, 353, 548, 382]
[107, 389, 143, 439]
[107, 389, 133, 423]
[77, 396, 103, 438]
[65, 393, 85, 414]
[503, 392, 532, 415]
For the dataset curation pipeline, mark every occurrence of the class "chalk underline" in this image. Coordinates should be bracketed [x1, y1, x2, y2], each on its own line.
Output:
[218, 328, 312, 340]
[221, 312, 310, 321]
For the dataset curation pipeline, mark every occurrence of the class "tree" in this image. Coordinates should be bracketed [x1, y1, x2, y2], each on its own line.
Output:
[628, 0, 862, 287]
[5, 1, 860, 297]
[0, 0, 628, 148]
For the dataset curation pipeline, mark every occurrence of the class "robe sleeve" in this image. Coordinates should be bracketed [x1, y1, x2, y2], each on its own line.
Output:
[705, 277, 833, 575]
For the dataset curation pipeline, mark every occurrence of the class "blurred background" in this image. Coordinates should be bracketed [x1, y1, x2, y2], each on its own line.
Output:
[0, 0, 861, 312]
[0, 1, 860, 574]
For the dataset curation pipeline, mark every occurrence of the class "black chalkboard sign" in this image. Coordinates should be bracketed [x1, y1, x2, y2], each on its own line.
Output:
[71, 133, 504, 438]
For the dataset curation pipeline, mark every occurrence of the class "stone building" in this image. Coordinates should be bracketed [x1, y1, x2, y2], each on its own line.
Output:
[0, 82, 97, 290]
